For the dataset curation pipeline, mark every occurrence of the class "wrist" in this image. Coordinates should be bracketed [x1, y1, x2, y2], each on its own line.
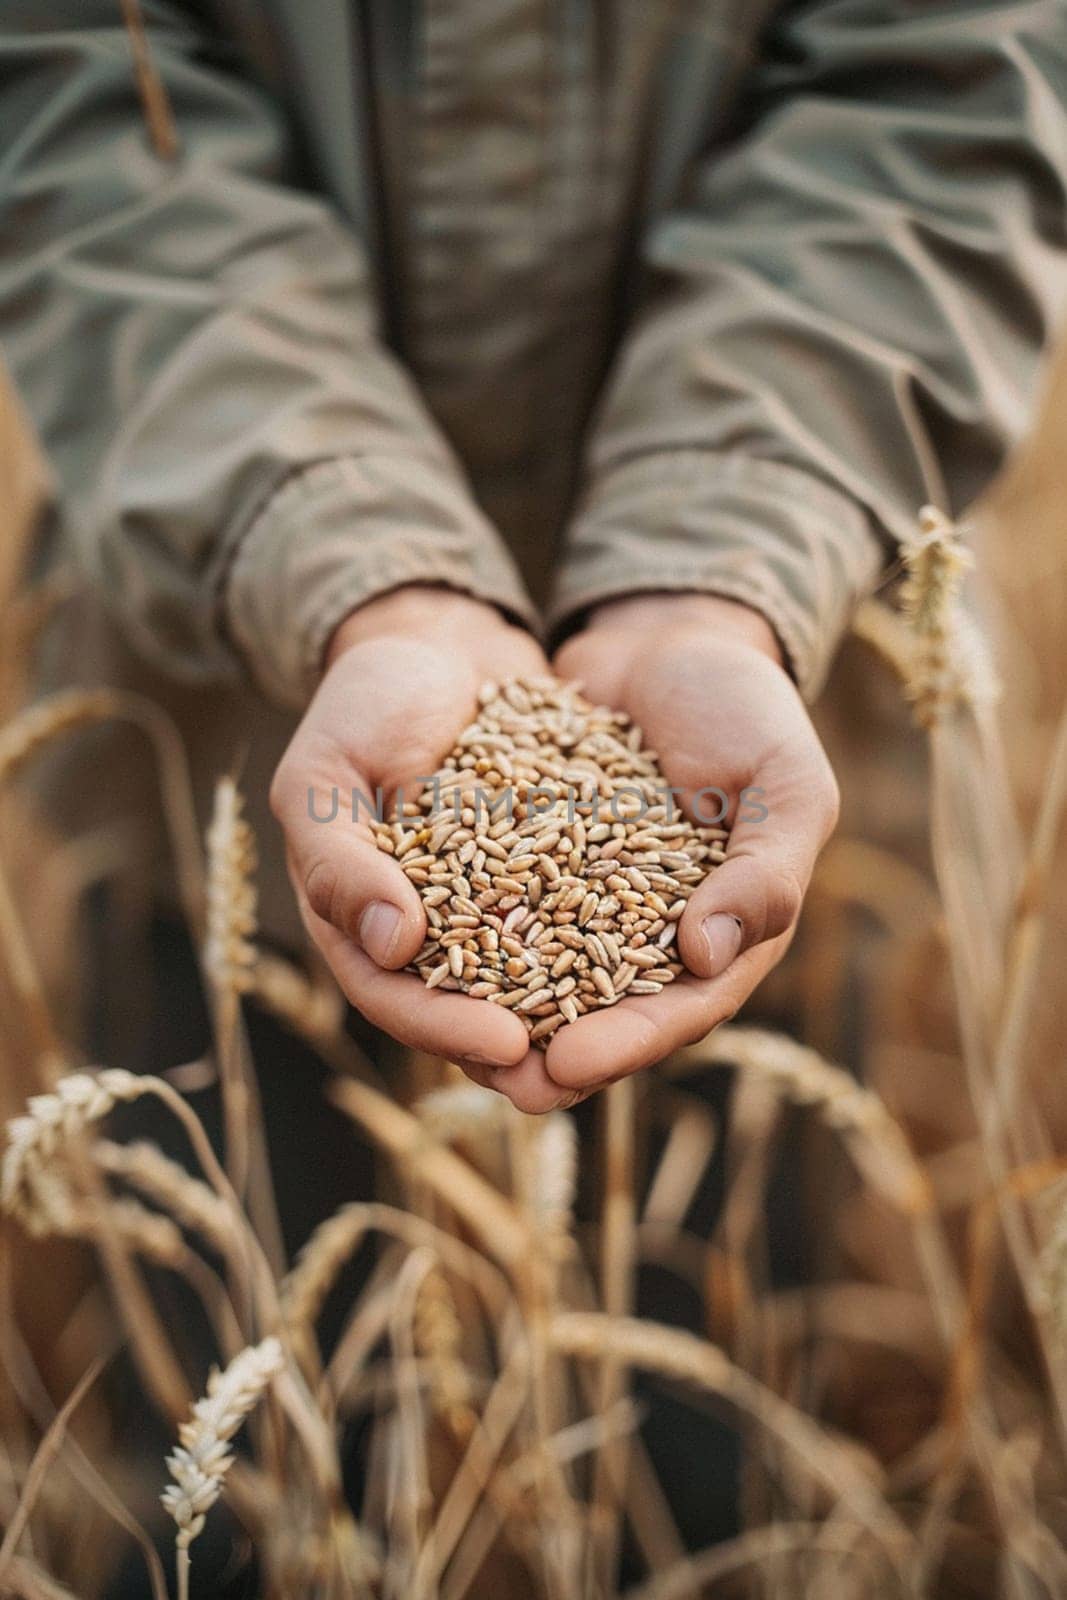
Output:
[584, 592, 784, 667]
[325, 584, 516, 671]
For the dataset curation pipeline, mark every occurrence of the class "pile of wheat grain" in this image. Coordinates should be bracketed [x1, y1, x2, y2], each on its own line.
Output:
[371, 676, 727, 1045]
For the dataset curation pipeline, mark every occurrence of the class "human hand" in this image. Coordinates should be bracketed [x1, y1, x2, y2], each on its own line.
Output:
[270, 585, 549, 1068]
[469, 593, 837, 1112]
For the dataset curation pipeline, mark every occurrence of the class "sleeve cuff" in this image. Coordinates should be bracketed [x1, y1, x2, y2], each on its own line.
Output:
[223, 455, 540, 707]
[547, 451, 887, 700]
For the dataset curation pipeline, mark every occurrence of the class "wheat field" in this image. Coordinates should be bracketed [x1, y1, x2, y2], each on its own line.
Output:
[1, 346, 1066, 1600]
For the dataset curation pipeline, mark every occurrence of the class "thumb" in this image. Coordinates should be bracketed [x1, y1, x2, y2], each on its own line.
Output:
[271, 764, 426, 969]
[677, 767, 837, 980]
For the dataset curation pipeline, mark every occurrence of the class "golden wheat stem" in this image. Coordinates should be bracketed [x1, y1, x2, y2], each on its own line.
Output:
[0, 846, 64, 1081]
[589, 1078, 638, 1595]
[0, 1357, 105, 1588]
[118, 0, 179, 157]
[0, 688, 206, 937]
[3, 1553, 80, 1600]
[283, 1201, 508, 1360]
[995, 697, 1067, 1114]
[95, 1140, 233, 1256]
[673, 1026, 929, 1215]
[415, 1340, 533, 1600]
[204, 777, 256, 1199]
[328, 1077, 529, 1267]
[552, 1312, 911, 1570]
[508, 1113, 581, 1600]
[622, 1520, 865, 1600]
[925, 714, 1067, 1461]
[0, 1264, 171, 1600]
[387, 1249, 438, 1593]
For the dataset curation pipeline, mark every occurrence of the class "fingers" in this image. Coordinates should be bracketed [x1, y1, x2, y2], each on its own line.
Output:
[545, 938, 788, 1090]
[456, 1048, 592, 1115]
[678, 754, 838, 981]
[273, 765, 426, 970]
[306, 911, 531, 1066]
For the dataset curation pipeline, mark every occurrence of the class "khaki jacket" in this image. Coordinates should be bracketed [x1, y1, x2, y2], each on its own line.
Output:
[2, 2, 1066, 934]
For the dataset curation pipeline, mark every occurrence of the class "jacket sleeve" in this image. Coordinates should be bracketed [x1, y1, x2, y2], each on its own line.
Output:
[0, 3, 536, 708]
[549, 0, 1067, 698]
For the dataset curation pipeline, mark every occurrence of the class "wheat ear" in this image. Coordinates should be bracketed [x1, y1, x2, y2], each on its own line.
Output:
[161, 1338, 284, 1599]
[2, 1070, 149, 1230]
[899, 505, 982, 725]
[204, 778, 257, 997]
[416, 1082, 508, 1143]
[413, 1266, 477, 1440]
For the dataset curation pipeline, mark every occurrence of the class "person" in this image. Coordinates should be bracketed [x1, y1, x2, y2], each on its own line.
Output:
[2, 2, 1065, 1114]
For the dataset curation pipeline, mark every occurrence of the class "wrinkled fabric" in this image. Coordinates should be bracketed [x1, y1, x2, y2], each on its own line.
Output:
[1, 0, 1066, 716]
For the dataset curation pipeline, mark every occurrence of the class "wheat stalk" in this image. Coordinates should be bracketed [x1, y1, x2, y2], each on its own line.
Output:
[551, 1313, 911, 1568]
[328, 1076, 529, 1268]
[2, 1554, 80, 1600]
[282, 1201, 508, 1354]
[0, 1358, 105, 1590]
[674, 1027, 928, 1214]
[203, 777, 256, 1224]
[590, 1078, 638, 1594]
[250, 950, 345, 1043]
[161, 1337, 284, 1600]
[118, 0, 179, 158]
[0, 688, 205, 933]
[201, 777, 288, 1283]
[533, 1112, 578, 1243]
[95, 1140, 233, 1257]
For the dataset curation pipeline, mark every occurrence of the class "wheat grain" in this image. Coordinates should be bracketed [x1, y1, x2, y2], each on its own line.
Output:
[372, 676, 726, 1046]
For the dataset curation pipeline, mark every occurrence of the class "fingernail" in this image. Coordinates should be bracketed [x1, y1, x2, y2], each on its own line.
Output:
[701, 913, 742, 976]
[358, 901, 403, 964]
